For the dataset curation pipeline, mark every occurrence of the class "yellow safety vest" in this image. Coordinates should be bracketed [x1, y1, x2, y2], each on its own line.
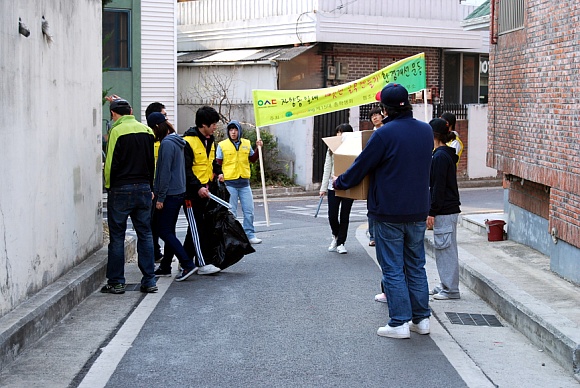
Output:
[184, 136, 215, 184]
[219, 138, 252, 180]
[154, 140, 160, 164]
[447, 137, 464, 166]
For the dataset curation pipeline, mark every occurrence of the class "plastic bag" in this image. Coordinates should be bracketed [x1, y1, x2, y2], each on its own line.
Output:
[211, 207, 255, 269]
[205, 178, 255, 269]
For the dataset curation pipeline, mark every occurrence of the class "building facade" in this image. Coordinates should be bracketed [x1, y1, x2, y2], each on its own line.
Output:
[0, 1, 102, 315]
[177, 0, 493, 188]
[103, 0, 177, 126]
[488, 0, 580, 283]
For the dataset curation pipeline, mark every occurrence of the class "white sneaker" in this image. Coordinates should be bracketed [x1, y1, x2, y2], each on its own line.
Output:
[409, 318, 430, 335]
[328, 237, 337, 252]
[336, 244, 347, 254]
[248, 237, 262, 244]
[374, 293, 387, 303]
[197, 264, 221, 275]
[429, 286, 442, 295]
[377, 322, 410, 339]
[433, 292, 460, 300]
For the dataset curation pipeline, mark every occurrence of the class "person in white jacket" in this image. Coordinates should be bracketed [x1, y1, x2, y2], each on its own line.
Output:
[319, 124, 355, 254]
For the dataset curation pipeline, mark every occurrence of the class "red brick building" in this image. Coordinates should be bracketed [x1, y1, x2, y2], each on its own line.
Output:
[488, 0, 580, 284]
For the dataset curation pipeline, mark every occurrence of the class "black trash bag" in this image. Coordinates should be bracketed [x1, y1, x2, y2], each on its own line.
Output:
[203, 178, 254, 269]
[208, 178, 230, 203]
[204, 178, 230, 225]
[211, 206, 255, 270]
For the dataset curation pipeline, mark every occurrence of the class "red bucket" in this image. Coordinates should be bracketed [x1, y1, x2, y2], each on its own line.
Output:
[485, 219, 506, 242]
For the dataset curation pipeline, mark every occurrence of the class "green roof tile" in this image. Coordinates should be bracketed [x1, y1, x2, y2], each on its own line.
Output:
[464, 0, 490, 20]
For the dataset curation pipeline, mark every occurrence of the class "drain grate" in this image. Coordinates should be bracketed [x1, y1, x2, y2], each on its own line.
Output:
[445, 312, 503, 327]
[124, 283, 141, 291]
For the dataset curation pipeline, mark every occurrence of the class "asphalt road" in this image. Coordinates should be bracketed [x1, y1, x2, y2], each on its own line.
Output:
[102, 195, 466, 388]
[4, 187, 576, 387]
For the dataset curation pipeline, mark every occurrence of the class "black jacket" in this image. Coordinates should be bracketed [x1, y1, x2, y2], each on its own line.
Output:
[182, 126, 221, 198]
[429, 145, 461, 216]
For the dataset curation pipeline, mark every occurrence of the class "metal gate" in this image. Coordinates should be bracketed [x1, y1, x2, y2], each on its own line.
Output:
[312, 109, 350, 183]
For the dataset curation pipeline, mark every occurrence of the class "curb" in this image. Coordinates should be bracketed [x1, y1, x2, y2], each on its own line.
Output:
[251, 179, 502, 199]
[252, 186, 315, 199]
[0, 237, 136, 371]
[457, 178, 502, 189]
[424, 235, 580, 379]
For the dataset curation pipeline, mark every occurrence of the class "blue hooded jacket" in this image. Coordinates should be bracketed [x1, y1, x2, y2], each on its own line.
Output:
[153, 133, 187, 202]
[334, 112, 433, 223]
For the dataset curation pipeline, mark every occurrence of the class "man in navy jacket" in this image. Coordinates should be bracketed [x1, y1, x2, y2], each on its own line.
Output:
[334, 83, 433, 339]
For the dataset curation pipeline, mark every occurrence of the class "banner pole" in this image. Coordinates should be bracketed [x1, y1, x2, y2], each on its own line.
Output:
[255, 126, 270, 226]
[424, 89, 429, 123]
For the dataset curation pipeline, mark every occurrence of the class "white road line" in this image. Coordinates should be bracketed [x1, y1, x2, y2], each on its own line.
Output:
[78, 278, 173, 388]
[277, 203, 368, 218]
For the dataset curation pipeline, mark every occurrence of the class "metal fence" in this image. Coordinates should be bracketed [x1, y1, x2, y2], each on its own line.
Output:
[432, 103, 468, 120]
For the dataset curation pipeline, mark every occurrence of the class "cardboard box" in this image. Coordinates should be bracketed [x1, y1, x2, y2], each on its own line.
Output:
[322, 130, 374, 200]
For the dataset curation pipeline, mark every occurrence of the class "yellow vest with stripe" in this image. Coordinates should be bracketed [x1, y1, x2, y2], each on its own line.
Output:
[184, 136, 215, 184]
[219, 138, 252, 180]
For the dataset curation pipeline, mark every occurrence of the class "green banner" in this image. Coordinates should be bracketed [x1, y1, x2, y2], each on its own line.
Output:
[252, 52, 426, 127]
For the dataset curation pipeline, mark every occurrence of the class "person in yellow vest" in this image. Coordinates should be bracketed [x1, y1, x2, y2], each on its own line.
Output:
[216, 120, 263, 244]
[182, 106, 222, 276]
[441, 112, 464, 165]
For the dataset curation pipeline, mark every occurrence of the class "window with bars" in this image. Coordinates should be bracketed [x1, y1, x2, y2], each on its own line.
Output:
[498, 0, 525, 35]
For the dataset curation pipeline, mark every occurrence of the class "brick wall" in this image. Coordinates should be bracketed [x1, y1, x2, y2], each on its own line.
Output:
[320, 44, 441, 101]
[488, 0, 580, 248]
[506, 177, 550, 219]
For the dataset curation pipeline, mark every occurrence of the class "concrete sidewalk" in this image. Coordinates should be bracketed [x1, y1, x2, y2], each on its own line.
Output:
[424, 213, 580, 381]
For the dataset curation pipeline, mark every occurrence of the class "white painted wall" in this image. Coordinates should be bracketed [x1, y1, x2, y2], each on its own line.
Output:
[0, 1, 102, 316]
[268, 118, 315, 189]
[467, 104, 496, 178]
[176, 63, 278, 133]
[176, 62, 317, 187]
[141, 0, 178, 126]
[177, 0, 488, 52]
[413, 104, 434, 124]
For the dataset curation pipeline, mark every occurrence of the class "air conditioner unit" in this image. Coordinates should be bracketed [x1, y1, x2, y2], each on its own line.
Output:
[336, 62, 348, 80]
[414, 90, 432, 101]
[327, 65, 336, 80]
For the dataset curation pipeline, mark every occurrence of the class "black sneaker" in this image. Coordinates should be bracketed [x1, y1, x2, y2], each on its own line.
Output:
[140, 284, 158, 293]
[175, 266, 198, 282]
[154, 267, 172, 277]
[100, 284, 126, 294]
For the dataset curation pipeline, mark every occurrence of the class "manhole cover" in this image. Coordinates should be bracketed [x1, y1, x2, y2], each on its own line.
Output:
[445, 312, 503, 327]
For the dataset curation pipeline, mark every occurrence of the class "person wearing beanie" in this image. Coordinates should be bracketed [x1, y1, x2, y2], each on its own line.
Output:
[215, 120, 264, 244]
[427, 118, 461, 300]
[102, 95, 157, 294]
[147, 113, 198, 282]
[145, 102, 168, 263]
[334, 83, 432, 339]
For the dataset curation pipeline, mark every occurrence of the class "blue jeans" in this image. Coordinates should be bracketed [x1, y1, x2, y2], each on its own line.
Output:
[107, 183, 156, 288]
[375, 221, 430, 326]
[368, 217, 375, 242]
[155, 193, 195, 271]
[226, 184, 256, 239]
